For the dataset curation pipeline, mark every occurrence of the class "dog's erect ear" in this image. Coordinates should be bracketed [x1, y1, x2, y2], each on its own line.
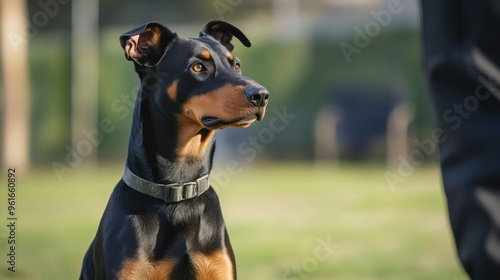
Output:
[200, 20, 251, 52]
[120, 22, 178, 67]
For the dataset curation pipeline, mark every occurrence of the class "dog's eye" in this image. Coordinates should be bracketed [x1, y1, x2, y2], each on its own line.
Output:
[192, 63, 205, 73]
[234, 63, 241, 73]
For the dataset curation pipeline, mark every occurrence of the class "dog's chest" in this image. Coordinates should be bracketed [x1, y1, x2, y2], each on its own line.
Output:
[117, 251, 234, 280]
[118, 214, 234, 279]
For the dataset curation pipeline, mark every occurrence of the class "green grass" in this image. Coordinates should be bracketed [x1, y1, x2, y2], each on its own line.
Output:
[0, 163, 466, 279]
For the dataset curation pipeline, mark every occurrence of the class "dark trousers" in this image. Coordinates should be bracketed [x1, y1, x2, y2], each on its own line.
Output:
[421, 0, 500, 278]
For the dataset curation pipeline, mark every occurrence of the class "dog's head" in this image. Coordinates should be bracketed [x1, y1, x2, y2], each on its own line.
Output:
[119, 21, 269, 130]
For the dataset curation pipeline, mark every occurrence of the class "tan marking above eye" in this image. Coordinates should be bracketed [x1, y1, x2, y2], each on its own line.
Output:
[200, 50, 211, 60]
[227, 53, 234, 61]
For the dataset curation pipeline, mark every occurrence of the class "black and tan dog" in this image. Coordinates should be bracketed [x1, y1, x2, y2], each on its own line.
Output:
[80, 21, 269, 280]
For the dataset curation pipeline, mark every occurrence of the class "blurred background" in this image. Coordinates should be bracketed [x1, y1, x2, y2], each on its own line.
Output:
[0, 0, 467, 279]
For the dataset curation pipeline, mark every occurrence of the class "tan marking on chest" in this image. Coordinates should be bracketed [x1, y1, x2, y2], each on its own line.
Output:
[118, 259, 175, 280]
[190, 251, 234, 280]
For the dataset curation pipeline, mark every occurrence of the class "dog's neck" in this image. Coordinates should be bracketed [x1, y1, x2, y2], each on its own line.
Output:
[125, 87, 215, 185]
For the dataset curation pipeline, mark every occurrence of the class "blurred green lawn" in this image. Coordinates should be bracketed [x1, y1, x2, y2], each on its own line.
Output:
[0, 163, 466, 279]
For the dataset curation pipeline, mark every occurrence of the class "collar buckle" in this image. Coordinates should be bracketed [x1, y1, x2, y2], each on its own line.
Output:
[168, 182, 199, 203]
[122, 167, 210, 204]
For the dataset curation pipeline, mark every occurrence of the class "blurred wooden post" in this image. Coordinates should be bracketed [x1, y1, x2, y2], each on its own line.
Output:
[314, 106, 339, 165]
[387, 104, 413, 168]
[272, 0, 300, 39]
[71, 0, 99, 164]
[1, 0, 31, 169]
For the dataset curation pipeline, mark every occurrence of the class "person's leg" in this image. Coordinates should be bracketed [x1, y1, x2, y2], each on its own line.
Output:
[421, 0, 500, 278]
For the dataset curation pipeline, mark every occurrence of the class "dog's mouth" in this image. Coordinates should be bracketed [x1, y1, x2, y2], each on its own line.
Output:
[201, 111, 264, 129]
[201, 116, 224, 127]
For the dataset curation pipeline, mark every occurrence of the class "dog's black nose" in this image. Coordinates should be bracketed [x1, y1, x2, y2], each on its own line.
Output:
[244, 86, 269, 107]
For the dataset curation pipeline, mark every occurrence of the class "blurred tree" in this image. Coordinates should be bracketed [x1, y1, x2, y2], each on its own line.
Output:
[71, 0, 99, 164]
[1, 0, 31, 168]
